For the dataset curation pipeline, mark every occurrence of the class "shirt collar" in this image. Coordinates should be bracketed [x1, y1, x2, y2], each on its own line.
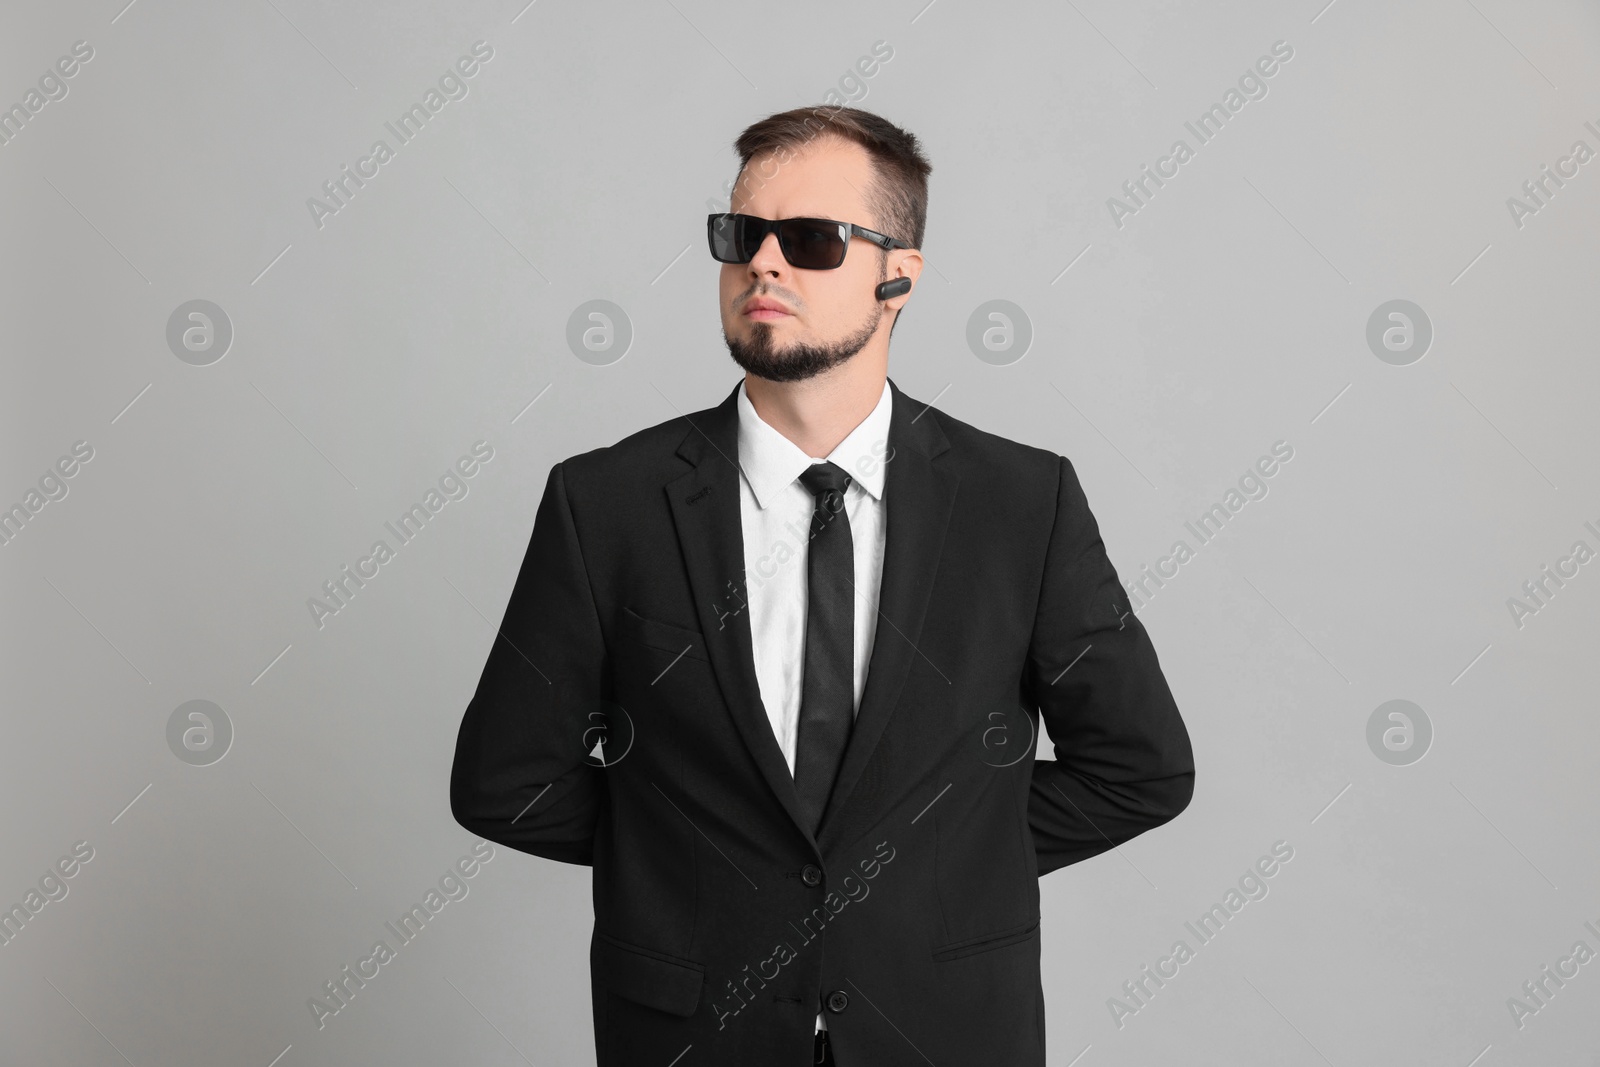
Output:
[736, 378, 893, 509]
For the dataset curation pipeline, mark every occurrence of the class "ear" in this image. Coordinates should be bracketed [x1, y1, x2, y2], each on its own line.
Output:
[882, 249, 923, 310]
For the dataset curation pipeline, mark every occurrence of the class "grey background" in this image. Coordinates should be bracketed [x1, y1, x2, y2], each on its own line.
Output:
[3, 0, 1598, 1063]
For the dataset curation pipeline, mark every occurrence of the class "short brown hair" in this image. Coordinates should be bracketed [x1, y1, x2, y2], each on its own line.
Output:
[731, 105, 932, 251]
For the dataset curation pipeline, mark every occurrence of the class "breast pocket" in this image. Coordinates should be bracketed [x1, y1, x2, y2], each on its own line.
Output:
[618, 606, 710, 663]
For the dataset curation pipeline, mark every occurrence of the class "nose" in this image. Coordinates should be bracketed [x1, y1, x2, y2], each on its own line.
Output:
[746, 230, 788, 279]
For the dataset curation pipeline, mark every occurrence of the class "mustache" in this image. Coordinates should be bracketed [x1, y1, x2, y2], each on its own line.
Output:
[736, 286, 800, 309]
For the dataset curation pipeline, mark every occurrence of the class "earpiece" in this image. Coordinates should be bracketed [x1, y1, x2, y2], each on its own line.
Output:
[875, 277, 912, 300]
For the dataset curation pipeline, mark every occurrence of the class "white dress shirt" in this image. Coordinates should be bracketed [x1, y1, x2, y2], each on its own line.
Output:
[735, 378, 893, 1034]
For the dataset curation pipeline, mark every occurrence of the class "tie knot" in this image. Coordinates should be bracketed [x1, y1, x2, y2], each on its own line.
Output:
[799, 461, 852, 501]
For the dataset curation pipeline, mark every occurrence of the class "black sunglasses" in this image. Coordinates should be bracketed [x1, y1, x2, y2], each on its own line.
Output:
[707, 213, 910, 270]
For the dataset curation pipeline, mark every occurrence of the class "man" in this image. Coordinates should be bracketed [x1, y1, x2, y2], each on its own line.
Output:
[450, 105, 1194, 1066]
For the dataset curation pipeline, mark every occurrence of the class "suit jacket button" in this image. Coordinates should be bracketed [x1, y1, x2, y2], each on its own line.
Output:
[801, 864, 822, 887]
[825, 990, 849, 1013]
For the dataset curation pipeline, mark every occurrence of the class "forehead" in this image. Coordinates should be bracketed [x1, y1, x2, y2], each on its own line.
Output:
[730, 134, 877, 225]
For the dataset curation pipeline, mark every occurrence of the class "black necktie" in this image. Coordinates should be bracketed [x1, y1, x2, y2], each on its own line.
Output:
[794, 461, 856, 836]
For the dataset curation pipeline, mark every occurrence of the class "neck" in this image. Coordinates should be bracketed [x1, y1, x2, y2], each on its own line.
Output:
[744, 349, 887, 459]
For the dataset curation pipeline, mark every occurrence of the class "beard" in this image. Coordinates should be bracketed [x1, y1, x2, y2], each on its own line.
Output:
[724, 300, 883, 384]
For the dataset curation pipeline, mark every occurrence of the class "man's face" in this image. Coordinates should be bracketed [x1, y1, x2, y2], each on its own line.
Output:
[719, 135, 892, 383]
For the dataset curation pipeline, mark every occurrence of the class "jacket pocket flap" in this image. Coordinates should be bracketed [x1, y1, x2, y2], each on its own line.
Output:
[931, 915, 1040, 962]
[620, 607, 709, 662]
[598, 932, 704, 1016]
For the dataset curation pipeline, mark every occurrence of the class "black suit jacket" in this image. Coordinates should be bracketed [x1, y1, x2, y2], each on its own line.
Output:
[450, 377, 1194, 1066]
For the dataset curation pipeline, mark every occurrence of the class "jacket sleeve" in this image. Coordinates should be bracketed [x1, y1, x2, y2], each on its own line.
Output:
[450, 461, 609, 866]
[1026, 455, 1194, 878]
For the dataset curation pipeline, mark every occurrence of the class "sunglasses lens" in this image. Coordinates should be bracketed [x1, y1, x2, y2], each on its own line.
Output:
[708, 214, 747, 263]
[780, 220, 846, 269]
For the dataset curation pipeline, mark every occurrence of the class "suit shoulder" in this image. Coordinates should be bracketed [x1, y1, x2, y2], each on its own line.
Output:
[921, 401, 1062, 483]
[551, 399, 712, 489]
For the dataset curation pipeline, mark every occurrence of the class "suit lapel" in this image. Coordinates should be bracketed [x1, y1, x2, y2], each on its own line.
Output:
[667, 381, 812, 838]
[665, 377, 958, 851]
[819, 378, 956, 844]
